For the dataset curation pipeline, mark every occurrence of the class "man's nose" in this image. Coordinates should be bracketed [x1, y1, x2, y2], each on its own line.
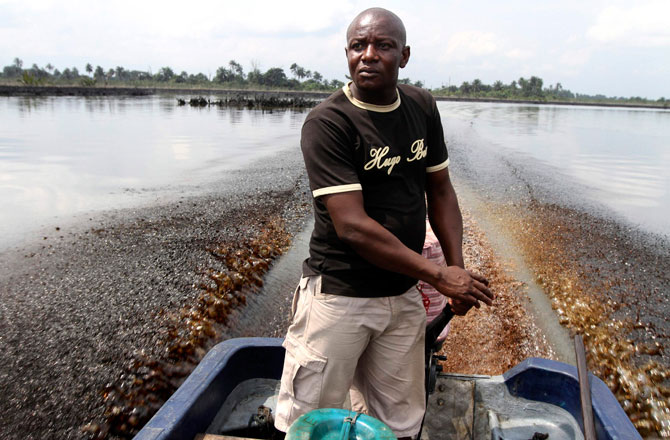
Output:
[362, 44, 378, 61]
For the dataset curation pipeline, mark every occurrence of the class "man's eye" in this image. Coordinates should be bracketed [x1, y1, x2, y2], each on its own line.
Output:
[352, 43, 363, 50]
[378, 43, 391, 49]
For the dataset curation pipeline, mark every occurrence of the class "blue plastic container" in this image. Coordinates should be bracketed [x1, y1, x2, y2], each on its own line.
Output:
[285, 409, 397, 440]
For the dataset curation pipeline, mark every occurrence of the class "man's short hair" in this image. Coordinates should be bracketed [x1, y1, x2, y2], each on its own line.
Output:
[346, 7, 407, 47]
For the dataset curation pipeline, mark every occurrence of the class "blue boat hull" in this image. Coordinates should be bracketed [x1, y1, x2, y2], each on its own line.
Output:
[134, 337, 640, 440]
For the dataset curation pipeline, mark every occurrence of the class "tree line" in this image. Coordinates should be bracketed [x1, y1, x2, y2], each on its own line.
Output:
[433, 76, 667, 104]
[0, 57, 350, 91]
[1, 57, 427, 92]
[1, 57, 665, 105]
[0, 57, 356, 91]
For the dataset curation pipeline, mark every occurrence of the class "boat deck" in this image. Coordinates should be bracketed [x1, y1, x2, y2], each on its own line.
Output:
[204, 373, 584, 440]
[422, 373, 583, 439]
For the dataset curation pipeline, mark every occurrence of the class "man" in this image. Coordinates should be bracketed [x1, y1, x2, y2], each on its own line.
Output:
[274, 8, 494, 437]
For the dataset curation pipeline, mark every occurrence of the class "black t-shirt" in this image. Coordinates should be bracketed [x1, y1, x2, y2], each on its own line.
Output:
[301, 83, 449, 297]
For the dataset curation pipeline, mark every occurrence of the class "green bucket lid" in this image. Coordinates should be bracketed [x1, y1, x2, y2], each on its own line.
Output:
[285, 409, 397, 440]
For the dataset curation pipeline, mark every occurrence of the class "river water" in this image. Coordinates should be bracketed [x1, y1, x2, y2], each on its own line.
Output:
[438, 101, 670, 238]
[0, 95, 308, 248]
[2, 96, 668, 249]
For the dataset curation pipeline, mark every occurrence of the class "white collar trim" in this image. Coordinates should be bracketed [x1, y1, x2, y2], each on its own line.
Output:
[343, 82, 401, 112]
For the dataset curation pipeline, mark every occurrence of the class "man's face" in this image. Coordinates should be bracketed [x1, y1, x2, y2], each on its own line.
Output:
[346, 14, 409, 96]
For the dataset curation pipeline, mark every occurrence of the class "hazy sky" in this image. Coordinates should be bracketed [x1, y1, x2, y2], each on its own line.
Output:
[1, 0, 668, 99]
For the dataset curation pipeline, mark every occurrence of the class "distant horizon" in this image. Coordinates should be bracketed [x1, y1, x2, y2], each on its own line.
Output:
[1, 0, 668, 100]
[3, 57, 666, 102]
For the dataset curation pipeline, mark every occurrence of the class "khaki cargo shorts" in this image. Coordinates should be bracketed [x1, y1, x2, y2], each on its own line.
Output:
[274, 276, 427, 438]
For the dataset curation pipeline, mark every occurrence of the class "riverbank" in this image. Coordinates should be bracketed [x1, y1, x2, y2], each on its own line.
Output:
[2, 84, 667, 110]
[0, 84, 330, 101]
[432, 95, 670, 110]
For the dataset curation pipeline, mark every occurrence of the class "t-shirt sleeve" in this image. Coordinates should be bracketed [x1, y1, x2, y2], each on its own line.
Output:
[301, 117, 362, 198]
[425, 97, 450, 173]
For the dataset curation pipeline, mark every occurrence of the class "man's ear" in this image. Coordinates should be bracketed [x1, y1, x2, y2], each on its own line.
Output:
[400, 45, 410, 68]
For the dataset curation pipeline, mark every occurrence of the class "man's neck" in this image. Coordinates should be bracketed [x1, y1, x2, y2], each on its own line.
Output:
[349, 82, 398, 106]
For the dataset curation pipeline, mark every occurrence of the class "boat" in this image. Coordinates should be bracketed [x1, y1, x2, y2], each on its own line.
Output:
[133, 326, 641, 439]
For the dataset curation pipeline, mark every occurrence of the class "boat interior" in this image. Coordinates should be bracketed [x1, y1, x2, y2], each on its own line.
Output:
[204, 373, 585, 440]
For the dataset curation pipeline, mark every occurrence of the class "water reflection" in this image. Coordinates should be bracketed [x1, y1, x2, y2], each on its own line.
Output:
[171, 137, 192, 161]
[157, 97, 175, 113]
[572, 155, 665, 205]
[15, 96, 51, 115]
[0, 95, 306, 246]
[439, 101, 670, 235]
[290, 108, 310, 129]
[226, 107, 244, 125]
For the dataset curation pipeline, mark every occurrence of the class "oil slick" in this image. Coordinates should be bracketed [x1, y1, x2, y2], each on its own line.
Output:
[86, 218, 292, 439]
[496, 200, 669, 438]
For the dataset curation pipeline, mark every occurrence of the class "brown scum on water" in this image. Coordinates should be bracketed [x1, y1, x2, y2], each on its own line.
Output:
[91, 207, 553, 438]
[439, 209, 555, 375]
[88, 207, 559, 438]
[80, 197, 667, 437]
[493, 200, 670, 438]
[83, 218, 292, 439]
[0, 149, 311, 440]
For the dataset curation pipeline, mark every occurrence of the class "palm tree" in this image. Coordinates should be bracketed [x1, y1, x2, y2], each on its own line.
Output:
[290, 63, 308, 80]
[472, 79, 483, 93]
[115, 66, 125, 81]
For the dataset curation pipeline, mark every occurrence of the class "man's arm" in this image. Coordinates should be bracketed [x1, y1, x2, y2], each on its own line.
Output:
[322, 190, 493, 308]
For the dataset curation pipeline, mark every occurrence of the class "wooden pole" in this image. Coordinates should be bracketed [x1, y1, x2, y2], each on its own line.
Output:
[574, 334, 597, 440]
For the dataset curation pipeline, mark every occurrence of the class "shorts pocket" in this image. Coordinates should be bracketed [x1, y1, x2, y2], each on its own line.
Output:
[281, 334, 327, 405]
[312, 276, 338, 303]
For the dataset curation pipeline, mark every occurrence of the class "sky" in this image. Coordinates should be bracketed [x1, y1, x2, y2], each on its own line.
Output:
[1, 0, 668, 99]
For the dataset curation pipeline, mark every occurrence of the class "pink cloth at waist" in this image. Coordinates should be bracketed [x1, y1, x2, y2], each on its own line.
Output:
[419, 222, 450, 342]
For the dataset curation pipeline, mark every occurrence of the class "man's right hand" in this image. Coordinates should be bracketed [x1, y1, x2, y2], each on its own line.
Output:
[435, 266, 494, 308]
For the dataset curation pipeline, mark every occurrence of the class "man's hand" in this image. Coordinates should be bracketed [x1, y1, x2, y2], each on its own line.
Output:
[449, 298, 472, 316]
[435, 266, 494, 308]
[323, 190, 494, 311]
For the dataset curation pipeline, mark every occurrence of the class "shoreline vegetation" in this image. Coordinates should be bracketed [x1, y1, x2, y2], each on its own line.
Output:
[2, 57, 667, 109]
[3, 84, 668, 110]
